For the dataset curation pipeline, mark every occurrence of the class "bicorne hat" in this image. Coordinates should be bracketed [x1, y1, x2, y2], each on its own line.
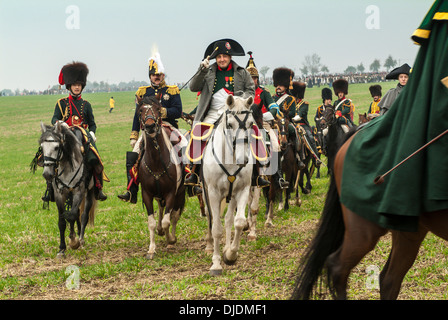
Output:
[385, 63, 411, 80]
[204, 38, 245, 60]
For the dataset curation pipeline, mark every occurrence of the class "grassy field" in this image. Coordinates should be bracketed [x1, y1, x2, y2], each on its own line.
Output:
[1, 81, 447, 302]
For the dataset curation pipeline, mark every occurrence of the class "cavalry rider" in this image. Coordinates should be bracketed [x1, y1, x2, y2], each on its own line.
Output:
[185, 38, 268, 188]
[332, 78, 355, 132]
[272, 67, 306, 171]
[289, 81, 321, 166]
[379, 63, 411, 115]
[246, 51, 288, 189]
[315, 87, 333, 153]
[48, 61, 108, 201]
[117, 51, 183, 204]
[367, 85, 382, 119]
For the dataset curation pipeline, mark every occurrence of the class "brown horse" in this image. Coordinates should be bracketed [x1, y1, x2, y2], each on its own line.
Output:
[277, 116, 301, 211]
[137, 96, 186, 259]
[291, 129, 448, 300]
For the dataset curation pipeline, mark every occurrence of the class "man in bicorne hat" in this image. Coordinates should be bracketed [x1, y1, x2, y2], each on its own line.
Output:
[246, 52, 288, 189]
[117, 51, 183, 204]
[367, 85, 382, 119]
[48, 61, 108, 201]
[379, 63, 411, 115]
[185, 38, 268, 188]
[332, 78, 355, 132]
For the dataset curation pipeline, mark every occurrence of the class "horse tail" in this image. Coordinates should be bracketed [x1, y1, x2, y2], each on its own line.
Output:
[88, 199, 97, 227]
[290, 171, 344, 299]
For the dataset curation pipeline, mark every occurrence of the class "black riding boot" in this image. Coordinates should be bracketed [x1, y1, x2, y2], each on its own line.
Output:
[275, 151, 289, 189]
[94, 172, 107, 201]
[185, 163, 201, 186]
[117, 151, 139, 204]
[251, 162, 270, 188]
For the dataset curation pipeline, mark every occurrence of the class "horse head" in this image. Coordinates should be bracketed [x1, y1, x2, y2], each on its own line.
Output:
[321, 105, 336, 128]
[223, 95, 255, 166]
[138, 95, 163, 137]
[39, 122, 83, 182]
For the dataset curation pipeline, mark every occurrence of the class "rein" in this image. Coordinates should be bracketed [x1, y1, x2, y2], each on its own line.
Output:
[211, 109, 253, 203]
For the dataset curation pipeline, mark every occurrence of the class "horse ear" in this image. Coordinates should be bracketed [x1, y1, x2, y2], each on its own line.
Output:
[226, 95, 235, 109]
[135, 95, 143, 106]
[54, 121, 61, 134]
[246, 96, 254, 108]
[40, 121, 46, 133]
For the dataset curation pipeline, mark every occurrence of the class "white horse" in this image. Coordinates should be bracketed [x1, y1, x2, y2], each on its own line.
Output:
[202, 95, 256, 276]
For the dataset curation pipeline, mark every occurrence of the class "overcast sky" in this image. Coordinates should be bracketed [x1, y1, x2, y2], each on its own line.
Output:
[0, 0, 434, 91]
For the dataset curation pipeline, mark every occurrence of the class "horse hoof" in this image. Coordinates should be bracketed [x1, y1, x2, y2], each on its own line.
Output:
[223, 251, 238, 266]
[56, 251, 66, 259]
[265, 222, 274, 228]
[205, 246, 213, 253]
[69, 239, 80, 250]
[247, 234, 256, 241]
[79, 239, 85, 247]
[209, 269, 222, 276]
[146, 253, 155, 260]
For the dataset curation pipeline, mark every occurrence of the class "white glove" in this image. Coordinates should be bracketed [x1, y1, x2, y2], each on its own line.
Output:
[89, 131, 97, 142]
[200, 58, 210, 69]
[57, 120, 69, 129]
[130, 139, 137, 148]
[292, 115, 302, 123]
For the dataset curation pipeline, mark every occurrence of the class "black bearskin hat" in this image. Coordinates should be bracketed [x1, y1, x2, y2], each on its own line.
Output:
[290, 81, 306, 99]
[273, 67, 294, 88]
[321, 87, 332, 101]
[333, 78, 348, 95]
[58, 61, 89, 90]
[369, 85, 382, 97]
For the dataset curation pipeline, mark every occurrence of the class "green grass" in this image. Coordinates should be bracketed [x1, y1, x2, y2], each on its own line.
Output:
[1, 82, 447, 300]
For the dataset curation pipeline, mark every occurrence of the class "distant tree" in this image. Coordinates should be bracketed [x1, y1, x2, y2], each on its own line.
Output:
[344, 66, 357, 74]
[321, 65, 329, 74]
[357, 63, 365, 73]
[384, 55, 397, 70]
[370, 59, 381, 72]
[300, 65, 309, 76]
[259, 66, 270, 81]
[301, 53, 322, 76]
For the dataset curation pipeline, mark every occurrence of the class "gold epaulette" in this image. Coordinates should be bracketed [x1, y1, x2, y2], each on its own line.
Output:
[130, 131, 139, 140]
[283, 97, 295, 111]
[135, 86, 150, 97]
[57, 97, 69, 121]
[166, 85, 180, 95]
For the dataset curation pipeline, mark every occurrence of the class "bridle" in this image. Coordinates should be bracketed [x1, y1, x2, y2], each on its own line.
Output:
[140, 104, 161, 137]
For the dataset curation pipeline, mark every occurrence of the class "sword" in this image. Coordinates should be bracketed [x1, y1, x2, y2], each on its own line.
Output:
[374, 127, 448, 185]
[179, 46, 219, 91]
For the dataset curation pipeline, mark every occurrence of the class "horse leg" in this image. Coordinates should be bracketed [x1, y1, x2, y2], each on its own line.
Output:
[79, 189, 95, 246]
[156, 200, 165, 236]
[142, 191, 156, 260]
[224, 189, 250, 265]
[326, 206, 387, 300]
[209, 190, 224, 276]
[57, 205, 67, 258]
[247, 187, 260, 241]
[162, 196, 177, 245]
[379, 228, 427, 300]
[223, 199, 237, 257]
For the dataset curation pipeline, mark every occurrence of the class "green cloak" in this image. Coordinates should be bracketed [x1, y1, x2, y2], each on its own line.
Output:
[340, 0, 448, 232]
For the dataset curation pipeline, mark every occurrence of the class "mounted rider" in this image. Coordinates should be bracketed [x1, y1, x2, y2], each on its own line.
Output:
[184, 38, 269, 189]
[367, 85, 382, 119]
[47, 61, 108, 202]
[272, 67, 306, 170]
[379, 63, 411, 115]
[332, 78, 355, 132]
[117, 51, 184, 204]
[289, 81, 322, 166]
[246, 51, 288, 189]
[315, 87, 333, 153]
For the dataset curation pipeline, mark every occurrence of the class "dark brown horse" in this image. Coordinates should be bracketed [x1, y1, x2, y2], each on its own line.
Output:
[291, 128, 448, 300]
[277, 116, 301, 210]
[137, 96, 186, 259]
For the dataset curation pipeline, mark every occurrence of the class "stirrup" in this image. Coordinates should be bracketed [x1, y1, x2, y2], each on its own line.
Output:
[256, 176, 270, 188]
[279, 178, 289, 189]
[185, 172, 200, 186]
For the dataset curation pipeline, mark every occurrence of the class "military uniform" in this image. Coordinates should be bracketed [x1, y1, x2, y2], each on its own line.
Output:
[118, 51, 183, 203]
[333, 79, 355, 128]
[367, 85, 382, 118]
[47, 61, 107, 202]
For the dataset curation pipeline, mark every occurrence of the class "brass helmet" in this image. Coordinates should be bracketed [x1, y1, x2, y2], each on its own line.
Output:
[246, 51, 259, 77]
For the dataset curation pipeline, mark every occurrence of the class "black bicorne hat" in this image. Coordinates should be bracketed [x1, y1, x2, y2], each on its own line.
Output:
[204, 38, 245, 60]
[386, 63, 411, 80]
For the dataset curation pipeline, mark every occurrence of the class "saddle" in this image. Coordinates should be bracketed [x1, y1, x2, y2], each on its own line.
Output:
[185, 122, 268, 164]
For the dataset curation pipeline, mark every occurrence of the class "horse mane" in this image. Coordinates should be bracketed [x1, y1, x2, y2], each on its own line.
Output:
[250, 103, 263, 128]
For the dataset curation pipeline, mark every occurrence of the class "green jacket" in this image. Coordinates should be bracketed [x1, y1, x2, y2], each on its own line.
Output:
[340, 0, 448, 232]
